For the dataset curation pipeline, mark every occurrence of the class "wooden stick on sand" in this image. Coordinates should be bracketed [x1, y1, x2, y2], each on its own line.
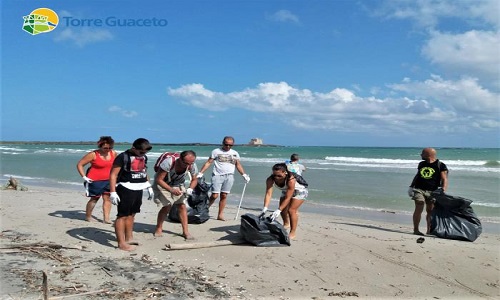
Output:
[166, 238, 246, 250]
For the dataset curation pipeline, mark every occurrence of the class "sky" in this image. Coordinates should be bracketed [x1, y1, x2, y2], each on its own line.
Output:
[1, 0, 499, 147]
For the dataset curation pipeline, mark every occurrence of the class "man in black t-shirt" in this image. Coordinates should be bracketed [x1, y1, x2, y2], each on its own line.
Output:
[408, 148, 448, 236]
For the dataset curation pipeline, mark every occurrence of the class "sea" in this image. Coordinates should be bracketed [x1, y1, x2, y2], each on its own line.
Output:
[1, 144, 499, 231]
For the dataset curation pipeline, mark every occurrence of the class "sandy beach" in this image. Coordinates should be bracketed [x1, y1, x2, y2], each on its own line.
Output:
[1, 186, 499, 300]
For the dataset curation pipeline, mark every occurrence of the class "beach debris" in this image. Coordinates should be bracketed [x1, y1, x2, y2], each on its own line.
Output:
[1, 176, 28, 191]
[42, 271, 48, 300]
[417, 237, 425, 243]
[0, 242, 75, 264]
[327, 290, 359, 297]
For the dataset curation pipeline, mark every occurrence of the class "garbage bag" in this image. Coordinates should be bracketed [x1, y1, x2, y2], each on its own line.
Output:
[429, 190, 482, 242]
[240, 213, 290, 246]
[168, 178, 211, 224]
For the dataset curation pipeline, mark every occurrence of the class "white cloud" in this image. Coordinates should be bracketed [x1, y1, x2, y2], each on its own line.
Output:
[422, 30, 500, 87]
[108, 106, 138, 118]
[372, 1, 500, 89]
[374, 0, 499, 29]
[267, 10, 300, 24]
[389, 75, 499, 114]
[168, 80, 498, 135]
[54, 28, 113, 47]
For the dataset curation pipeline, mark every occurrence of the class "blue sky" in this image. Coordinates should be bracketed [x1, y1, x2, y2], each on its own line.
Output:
[1, 0, 499, 147]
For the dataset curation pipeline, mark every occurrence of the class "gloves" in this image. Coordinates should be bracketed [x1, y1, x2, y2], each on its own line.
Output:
[270, 209, 281, 221]
[258, 207, 268, 219]
[242, 174, 250, 183]
[186, 188, 193, 196]
[407, 187, 415, 198]
[110, 192, 120, 205]
[196, 172, 204, 179]
[82, 176, 93, 183]
[147, 187, 154, 200]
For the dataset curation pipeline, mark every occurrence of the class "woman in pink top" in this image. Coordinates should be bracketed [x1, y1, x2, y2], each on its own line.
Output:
[76, 136, 117, 223]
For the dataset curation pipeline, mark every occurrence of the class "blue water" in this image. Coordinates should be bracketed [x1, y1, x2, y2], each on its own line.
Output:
[1, 144, 499, 223]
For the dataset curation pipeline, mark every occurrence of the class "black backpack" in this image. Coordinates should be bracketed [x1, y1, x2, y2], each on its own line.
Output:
[291, 173, 308, 187]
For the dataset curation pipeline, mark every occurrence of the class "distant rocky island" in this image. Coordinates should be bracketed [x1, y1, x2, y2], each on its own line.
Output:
[0, 138, 280, 147]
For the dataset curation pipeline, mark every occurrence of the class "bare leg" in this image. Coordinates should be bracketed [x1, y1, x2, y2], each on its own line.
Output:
[177, 204, 194, 240]
[102, 194, 112, 224]
[115, 216, 135, 251]
[425, 202, 434, 234]
[280, 199, 290, 228]
[287, 198, 304, 239]
[217, 192, 228, 221]
[124, 214, 135, 244]
[85, 197, 100, 222]
[208, 193, 219, 207]
[154, 205, 171, 237]
[413, 201, 425, 235]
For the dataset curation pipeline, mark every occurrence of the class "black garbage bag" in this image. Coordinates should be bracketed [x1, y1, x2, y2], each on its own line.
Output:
[240, 213, 290, 246]
[168, 178, 211, 224]
[429, 190, 482, 242]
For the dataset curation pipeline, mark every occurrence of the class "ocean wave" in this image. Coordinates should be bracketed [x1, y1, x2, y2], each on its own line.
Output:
[472, 201, 500, 208]
[484, 160, 500, 167]
[0, 146, 29, 152]
[2, 174, 44, 180]
[322, 156, 500, 173]
[35, 148, 90, 154]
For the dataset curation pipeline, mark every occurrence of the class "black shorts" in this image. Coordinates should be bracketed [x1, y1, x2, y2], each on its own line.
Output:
[116, 185, 143, 217]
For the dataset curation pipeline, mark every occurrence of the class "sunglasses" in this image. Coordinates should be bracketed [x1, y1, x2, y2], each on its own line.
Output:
[223, 143, 234, 147]
[101, 147, 113, 150]
[272, 174, 286, 178]
[135, 148, 150, 155]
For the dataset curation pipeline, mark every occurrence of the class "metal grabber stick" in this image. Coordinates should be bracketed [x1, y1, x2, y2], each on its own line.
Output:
[234, 183, 247, 220]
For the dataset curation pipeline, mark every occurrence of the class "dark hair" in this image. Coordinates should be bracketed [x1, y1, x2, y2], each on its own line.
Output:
[180, 150, 196, 159]
[132, 138, 152, 151]
[98, 136, 114, 147]
[290, 154, 299, 161]
[222, 136, 234, 144]
[271, 163, 292, 182]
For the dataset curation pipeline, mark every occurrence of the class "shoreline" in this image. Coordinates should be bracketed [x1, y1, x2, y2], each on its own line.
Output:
[1, 186, 499, 299]
[15, 182, 500, 234]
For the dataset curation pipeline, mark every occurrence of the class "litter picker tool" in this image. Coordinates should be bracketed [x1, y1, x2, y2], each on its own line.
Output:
[234, 183, 247, 220]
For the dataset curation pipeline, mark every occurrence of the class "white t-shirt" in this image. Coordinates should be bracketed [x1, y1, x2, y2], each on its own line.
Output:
[210, 148, 240, 175]
[286, 162, 305, 175]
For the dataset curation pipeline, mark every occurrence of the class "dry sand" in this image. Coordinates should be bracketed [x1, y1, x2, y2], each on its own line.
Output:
[1, 187, 499, 299]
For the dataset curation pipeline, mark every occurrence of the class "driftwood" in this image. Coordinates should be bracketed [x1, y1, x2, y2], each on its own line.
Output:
[166, 238, 246, 250]
[0, 242, 86, 251]
[43, 271, 49, 300]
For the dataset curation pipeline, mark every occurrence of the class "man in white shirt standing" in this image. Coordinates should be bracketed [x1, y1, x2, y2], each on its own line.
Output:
[197, 136, 250, 221]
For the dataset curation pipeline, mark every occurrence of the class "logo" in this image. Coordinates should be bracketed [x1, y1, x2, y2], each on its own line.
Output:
[420, 167, 436, 179]
[22, 8, 59, 35]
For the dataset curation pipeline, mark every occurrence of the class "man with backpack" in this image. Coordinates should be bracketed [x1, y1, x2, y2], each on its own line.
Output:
[109, 138, 153, 251]
[152, 150, 198, 240]
[408, 148, 448, 236]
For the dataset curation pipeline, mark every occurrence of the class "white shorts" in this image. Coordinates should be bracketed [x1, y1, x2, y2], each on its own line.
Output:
[211, 174, 234, 194]
[281, 189, 308, 200]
